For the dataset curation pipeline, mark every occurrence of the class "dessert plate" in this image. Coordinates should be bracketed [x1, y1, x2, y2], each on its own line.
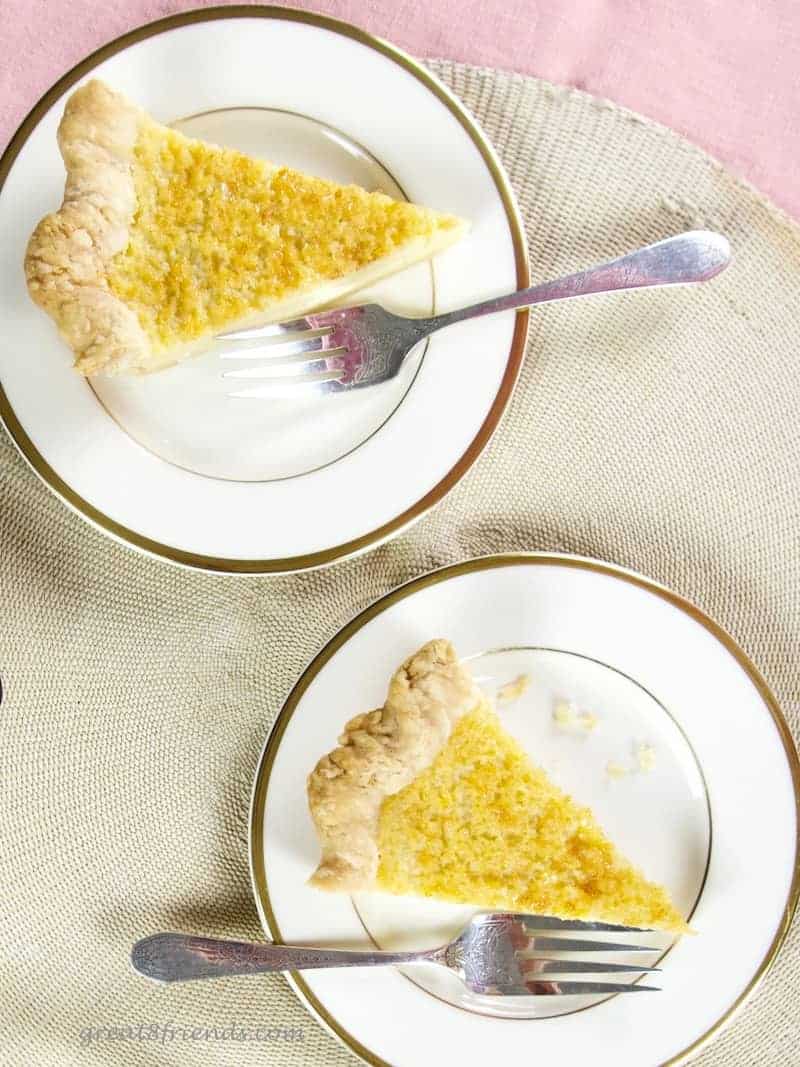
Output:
[250, 554, 799, 1067]
[0, 8, 527, 572]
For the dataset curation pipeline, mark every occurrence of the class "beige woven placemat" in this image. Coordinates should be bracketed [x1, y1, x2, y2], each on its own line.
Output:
[1, 59, 798, 1066]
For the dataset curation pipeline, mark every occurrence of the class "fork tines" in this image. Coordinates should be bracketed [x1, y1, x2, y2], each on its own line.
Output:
[476, 912, 668, 996]
[216, 317, 318, 341]
[217, 314, 349, 393]
[492, 912, 656, 934]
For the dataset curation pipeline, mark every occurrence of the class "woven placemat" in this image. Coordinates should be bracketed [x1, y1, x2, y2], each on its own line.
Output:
[1, 59, 798, 1066]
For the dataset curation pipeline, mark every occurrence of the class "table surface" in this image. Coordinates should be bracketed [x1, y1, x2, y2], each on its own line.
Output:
[2, 0, 799, 220]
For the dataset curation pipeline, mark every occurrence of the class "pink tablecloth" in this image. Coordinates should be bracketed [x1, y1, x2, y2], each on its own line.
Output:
[2, 0, 798, 220]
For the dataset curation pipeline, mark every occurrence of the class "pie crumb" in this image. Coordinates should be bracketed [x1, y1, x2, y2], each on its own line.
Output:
[606, 761, 628, 781]
[553, 700, 577, 728]
[553, 700, 598, 732]
[637, 743, 657, 772]
[497, 674, 531, 703]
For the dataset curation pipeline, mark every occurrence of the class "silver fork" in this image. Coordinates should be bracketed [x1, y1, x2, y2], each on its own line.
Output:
[218, 229, 730, 397]
[131, 912, 665, 996]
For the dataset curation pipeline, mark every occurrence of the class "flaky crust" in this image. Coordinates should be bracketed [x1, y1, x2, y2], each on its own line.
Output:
[24, 80, 151, 375]
[307, 639, 480, 892]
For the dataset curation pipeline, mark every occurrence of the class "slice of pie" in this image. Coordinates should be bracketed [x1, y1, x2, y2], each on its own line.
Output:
[307, 639, 688, 933]
[24, 80, 467, 376]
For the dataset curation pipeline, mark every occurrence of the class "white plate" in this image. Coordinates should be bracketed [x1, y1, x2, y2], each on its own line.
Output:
[0, 9, 527, 572]
[250, 554, 799, 1067]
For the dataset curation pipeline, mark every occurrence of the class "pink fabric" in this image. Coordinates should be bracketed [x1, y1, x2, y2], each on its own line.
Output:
[2, 1, 798, 218]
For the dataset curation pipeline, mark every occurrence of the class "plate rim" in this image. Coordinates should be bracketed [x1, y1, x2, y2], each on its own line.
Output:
[0, 4, 529, 574]
[248, 551, 800, 1067]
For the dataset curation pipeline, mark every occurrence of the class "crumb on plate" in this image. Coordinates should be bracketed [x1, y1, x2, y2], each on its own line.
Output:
[553, 700, 599, 732]
[553, 700, 577, 728]
[637, 743, 657, 772]
[496, 674, 531, 704]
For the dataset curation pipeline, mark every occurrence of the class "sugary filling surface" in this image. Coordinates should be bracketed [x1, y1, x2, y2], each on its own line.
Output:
[108, 123, 457, 347]
[376, 703, 686, 932]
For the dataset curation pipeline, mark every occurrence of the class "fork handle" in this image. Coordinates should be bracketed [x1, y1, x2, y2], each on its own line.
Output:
[131, 933, 435, 983]
[420, 230, 730, 334]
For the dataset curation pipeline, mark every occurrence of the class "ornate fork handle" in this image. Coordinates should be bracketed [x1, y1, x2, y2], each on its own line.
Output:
[131, 933, 439, 983]
[418, 230, 730, 336]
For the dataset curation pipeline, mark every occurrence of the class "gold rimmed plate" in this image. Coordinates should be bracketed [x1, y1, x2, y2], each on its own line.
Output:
[0, 6, 528, 572]
[250, 553, 799, 1066]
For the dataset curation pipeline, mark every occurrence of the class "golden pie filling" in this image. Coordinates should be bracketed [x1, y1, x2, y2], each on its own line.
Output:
[107, 123, 459, 349]
[376, 703, 688, 933]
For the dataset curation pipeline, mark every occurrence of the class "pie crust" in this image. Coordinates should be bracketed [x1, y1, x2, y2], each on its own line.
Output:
[307, 639, 480, 891]
[25, 81, 148, 375]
